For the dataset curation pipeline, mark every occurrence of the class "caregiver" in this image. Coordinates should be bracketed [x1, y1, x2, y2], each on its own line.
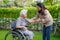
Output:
[32, 3, 53, 40]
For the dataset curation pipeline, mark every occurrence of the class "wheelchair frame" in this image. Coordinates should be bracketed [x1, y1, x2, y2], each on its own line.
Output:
[5, 29, 29, 40]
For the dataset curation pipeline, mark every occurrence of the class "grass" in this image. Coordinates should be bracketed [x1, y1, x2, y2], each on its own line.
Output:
[0, 30, 60, 40]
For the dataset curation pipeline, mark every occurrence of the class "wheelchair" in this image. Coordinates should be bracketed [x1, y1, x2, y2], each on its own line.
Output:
[4, 21, 29, 40]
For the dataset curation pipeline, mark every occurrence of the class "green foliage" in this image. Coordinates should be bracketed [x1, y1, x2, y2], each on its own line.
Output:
[0, 7, 36, 19]
[3, 0, 8, 4]
[31, 2, 37, 7]
[0, 5, 60, 19]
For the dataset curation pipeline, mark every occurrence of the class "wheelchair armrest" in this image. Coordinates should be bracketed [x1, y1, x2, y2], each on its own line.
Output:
[25, 26, 28, 27]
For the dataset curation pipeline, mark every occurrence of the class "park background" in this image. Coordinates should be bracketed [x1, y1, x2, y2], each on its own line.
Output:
[0, 0, 60, 40]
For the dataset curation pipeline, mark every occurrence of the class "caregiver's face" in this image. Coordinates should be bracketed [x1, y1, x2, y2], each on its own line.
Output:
[37, 6, 41, 11]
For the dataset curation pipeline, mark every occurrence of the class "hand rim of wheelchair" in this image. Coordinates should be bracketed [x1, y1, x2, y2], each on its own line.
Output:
[4, 31, 29, 40]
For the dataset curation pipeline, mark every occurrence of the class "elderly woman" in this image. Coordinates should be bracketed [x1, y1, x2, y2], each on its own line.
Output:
[16, 9, 34, 40]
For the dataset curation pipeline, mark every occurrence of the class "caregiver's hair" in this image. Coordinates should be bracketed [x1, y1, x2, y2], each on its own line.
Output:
[37, 3, 47, 15]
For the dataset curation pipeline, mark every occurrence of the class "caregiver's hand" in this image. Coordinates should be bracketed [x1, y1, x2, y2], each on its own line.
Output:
[28, 19, 35, 23]
[35, 19, 40, 22]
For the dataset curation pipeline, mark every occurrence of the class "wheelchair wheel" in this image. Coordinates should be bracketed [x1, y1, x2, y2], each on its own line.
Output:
[5, 31, 22, 40]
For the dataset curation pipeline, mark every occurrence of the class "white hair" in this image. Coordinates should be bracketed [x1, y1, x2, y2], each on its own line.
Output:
[20, 9, 28, 16]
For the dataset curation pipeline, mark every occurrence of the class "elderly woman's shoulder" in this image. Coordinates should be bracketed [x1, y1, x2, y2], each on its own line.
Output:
[16, 17, 21, 21]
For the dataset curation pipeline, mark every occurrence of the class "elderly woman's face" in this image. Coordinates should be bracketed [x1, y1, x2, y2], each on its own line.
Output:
[37, 6, 41, 11]
[22, 13, 27, 18]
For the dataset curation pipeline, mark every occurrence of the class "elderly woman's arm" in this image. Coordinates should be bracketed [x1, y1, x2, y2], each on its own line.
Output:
[16, 18, 27, 30]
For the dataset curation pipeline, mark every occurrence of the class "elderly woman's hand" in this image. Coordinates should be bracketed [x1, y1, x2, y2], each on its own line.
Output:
[23, 27, 28, 30]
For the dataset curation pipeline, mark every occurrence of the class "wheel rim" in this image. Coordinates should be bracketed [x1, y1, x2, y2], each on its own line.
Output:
[5, 31, 28, 40]
[5, 31, 20, 40]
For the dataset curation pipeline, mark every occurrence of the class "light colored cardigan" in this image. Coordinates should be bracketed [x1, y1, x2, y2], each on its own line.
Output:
[34, 9, 53, 26]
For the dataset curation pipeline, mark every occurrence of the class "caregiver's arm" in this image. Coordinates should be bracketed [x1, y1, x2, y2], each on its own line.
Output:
[40, 17, 50, 24]
[28, 19, 40, 23]
[28, 14, 40, 23]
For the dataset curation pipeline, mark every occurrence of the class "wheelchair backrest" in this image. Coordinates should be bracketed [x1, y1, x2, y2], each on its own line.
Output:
[11, 21, 16, 30]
